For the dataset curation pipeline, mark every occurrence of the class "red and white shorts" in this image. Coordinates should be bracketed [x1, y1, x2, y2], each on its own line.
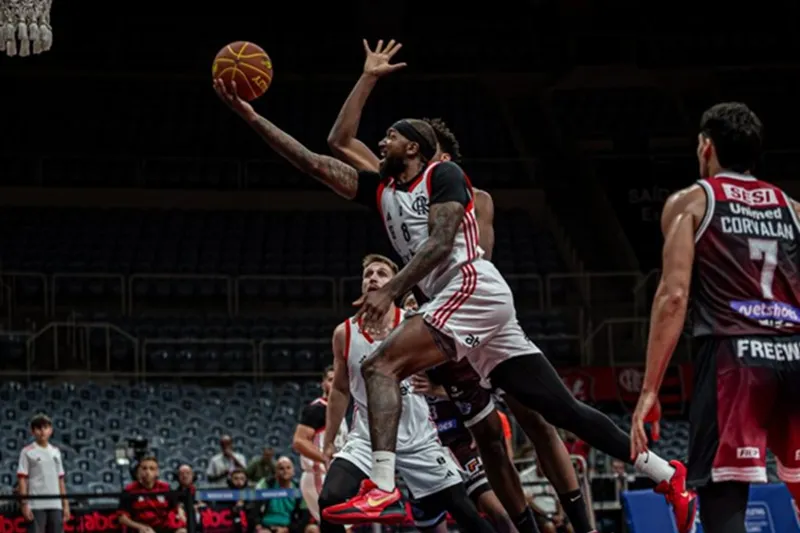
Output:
[415, 258, 540, 380]
[687, 336, 800, 487]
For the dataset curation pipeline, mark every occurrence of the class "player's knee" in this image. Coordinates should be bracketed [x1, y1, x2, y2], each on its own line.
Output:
[318, 485, 347, 511]
[360, 351, 398, 380]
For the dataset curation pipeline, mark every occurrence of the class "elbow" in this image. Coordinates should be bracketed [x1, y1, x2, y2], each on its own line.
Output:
[291, 436, 304, 454]
[327, 133, 346, 155]
[660, 285, 689, 315]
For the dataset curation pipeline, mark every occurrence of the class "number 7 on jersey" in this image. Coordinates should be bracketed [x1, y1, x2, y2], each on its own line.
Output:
[748, 238, 778, 300]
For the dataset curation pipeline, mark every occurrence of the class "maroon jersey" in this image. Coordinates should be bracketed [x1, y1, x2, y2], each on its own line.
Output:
[692, 172, 800, 338]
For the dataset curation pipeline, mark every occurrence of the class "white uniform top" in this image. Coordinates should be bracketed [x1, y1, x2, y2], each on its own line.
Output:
[17, 443, 65, 510]
[343, 308, 438, 450]
[376, 161, 483, 298]
[299, 397, 348, 473]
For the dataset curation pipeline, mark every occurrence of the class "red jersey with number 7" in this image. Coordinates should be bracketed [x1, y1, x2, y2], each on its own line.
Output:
[691, 171, 800, 337]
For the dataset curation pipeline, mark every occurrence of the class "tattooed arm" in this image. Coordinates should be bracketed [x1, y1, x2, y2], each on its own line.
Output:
[213, 79, 360, 200]
[384, 201, 465, 298]
[247, 114, 360, 199]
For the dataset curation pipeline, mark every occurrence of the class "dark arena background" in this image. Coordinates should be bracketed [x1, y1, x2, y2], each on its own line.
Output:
[1, 1, 800, 532]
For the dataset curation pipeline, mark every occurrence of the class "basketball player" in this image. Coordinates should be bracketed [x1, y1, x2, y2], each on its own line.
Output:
[324, 39, 667, 533]
[317, 253, 494, 532]
[212, 75, 694, 533]
[630, 102, 800, 533]
[292, 366, 348, 522]
[402, 294, 516, 533]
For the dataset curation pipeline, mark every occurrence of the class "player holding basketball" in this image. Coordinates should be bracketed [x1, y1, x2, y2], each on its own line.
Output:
[318, 253, 494, 532]
[213, 66, 694, 533]
[292, 366, 348, 522]
[631, 102, 800, 533]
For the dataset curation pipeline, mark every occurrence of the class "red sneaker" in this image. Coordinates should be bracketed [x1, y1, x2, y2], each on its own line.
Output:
[322, 479, 406, 525]
[654, 460, 697, 533]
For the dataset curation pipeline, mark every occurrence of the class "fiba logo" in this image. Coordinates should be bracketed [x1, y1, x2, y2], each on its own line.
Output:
[412, 196, 429, 215]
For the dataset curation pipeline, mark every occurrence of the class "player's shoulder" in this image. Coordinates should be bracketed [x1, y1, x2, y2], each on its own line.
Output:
[21, 443, 36, 453]
[123, 481, 140, 492]
[333, 320, 349, 340]
[430, 160, 464, 177]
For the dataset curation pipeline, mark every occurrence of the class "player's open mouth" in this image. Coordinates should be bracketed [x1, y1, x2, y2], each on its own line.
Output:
[367, 285, 379, 292]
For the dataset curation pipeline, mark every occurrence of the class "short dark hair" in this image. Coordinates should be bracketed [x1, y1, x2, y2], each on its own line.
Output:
[322, 365, 334, 378]
[423, 118, 462, 162]
[30, 413, 52, 430]
[699, 102, 763, 173]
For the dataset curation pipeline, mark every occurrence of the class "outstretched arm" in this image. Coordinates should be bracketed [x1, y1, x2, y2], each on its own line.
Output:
[213, 79, 360, 200]
[328, 74, 381, 172]
[328, 39, 406, 172]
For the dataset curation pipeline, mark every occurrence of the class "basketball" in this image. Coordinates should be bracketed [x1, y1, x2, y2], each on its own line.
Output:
[212, 41, 273, 101]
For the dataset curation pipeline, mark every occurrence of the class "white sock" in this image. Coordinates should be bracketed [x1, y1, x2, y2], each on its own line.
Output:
[371, 451, 396, 492]
[634, 450, 676, 483]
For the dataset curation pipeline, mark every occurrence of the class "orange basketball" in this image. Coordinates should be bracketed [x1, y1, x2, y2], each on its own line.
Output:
[212, 41, 273, 101]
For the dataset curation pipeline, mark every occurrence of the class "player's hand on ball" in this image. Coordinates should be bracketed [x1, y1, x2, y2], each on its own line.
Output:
[213, 79, 256, 120]
[362, 39, 407, 78]
[630, 390, 662, 460]
[353, 286, 394, 333]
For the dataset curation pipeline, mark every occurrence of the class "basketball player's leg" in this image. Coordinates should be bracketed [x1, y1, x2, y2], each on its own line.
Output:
[685, 340, 778, 533]
[300, 471, 324, 521]
[397, 439, 499, 533]
[505, 395, 594, 533]
[767, 374, 800, 517]
[359, 314, 448, 486]
[473, 483, 517, 533]
[317, 459, 369, 533]
[696, 482, 749, 533]
[481, 321, 697, 532]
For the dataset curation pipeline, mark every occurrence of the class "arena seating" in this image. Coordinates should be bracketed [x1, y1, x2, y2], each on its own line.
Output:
[0, 380, 319, 494]
[6, 381, 777, 496]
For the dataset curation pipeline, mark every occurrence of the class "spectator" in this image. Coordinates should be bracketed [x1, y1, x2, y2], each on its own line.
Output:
[246, 447, 276, 485]
[207, 436, 246, 486]
[175, 465, 197, 499]
[207, 469, 247, 533]
[254, 457, 313, 533]
[17, 413, 70, 533]
[119, 456, 186, 533]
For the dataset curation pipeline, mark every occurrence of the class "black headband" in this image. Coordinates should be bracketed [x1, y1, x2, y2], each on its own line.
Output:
[392, 120, 437, 160]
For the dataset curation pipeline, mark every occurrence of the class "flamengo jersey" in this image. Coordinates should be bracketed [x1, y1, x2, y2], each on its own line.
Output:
[299, 397, 348, 473]
[343, 308, 438, 450]
[692, 172, 800, 337]
[377, 161, 482, 297]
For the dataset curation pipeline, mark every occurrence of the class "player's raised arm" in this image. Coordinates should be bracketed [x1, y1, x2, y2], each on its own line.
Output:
[213, 79, 360, 200]
[327, 39, 406, 172]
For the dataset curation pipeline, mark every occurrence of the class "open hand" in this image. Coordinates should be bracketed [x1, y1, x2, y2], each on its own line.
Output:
[409, 373, 433, 395]
[213, 79, 256, 120]
[363, 39, 407, 78]
[630, 390, 662, 460]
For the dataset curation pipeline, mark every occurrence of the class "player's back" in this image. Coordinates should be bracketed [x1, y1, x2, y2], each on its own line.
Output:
[692, 172, 800, 338]
[342, 310, 438, 450]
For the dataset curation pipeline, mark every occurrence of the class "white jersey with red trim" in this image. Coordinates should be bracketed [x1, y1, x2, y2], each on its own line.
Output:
[377, 161, 482, 298]
[343, 308, 438, 450]
[299, 397, 348, 473]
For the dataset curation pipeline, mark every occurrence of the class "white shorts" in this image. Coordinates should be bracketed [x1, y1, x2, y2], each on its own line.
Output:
[418, 259, 540, 379]
[300, 470, 324, 521]
[333, 436, 463, 499]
